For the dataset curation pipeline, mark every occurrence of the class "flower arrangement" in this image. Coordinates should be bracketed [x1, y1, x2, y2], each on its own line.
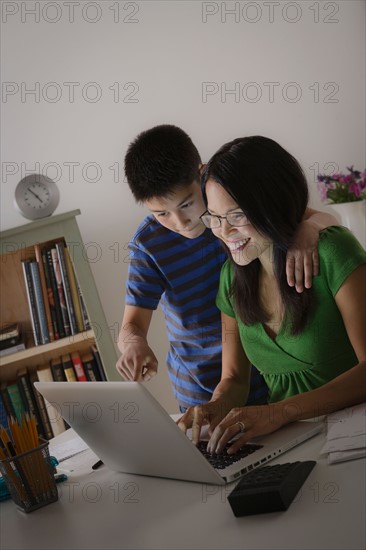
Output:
[317, 166, 366, 204]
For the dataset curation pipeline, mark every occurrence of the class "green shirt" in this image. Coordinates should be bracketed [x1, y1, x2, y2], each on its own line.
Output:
[216, 227, 366, 403]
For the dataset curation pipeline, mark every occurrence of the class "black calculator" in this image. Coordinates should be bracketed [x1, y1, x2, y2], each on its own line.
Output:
[228, 460, 316, 516]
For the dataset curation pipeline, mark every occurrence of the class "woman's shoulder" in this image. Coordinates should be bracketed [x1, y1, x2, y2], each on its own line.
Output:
[319, 225, 366, 259]
[218, 259, 235, 298]
[317, 226, 366, 294]
[220, 258, 234, 278]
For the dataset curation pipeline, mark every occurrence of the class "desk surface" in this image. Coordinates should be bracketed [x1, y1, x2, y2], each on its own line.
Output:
[1, 426, 365, 550]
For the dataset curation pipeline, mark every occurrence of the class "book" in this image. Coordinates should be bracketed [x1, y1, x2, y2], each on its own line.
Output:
[6, 381, 26, 422]
[44, 247, 66, 339]
[61, 354, 77, 382]
[34, 244, 55, 342]
[91, 344, 107, 381]
[0, 335, 23, 351]
[0, 382, 16, 419]
[29, 261, 50, 344]
[21, 261, 41, 346]
[0, 390, 11, 434]
[50, 357, 67, 382]
[81, 352, 99, 381]
[56, 242, 78, 335]
[64, 247, 85, 332]
[70, 351, 87, 382]
[0, 394, 9, 433]
[36, 365, 66, 436]
[16, 367, 47, 439]
[79, 287, 90, 330]
[0, 322, 19, 339]
[50, 248, 71, 336]
[0, 342, 26, 357]
[41, 248, 60, 340]
[29, 370, 54, 440]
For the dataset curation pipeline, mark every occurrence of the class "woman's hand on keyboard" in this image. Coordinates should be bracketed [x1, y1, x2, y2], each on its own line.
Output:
[177, 399, 233, 446]
[206, 403, 286, 455]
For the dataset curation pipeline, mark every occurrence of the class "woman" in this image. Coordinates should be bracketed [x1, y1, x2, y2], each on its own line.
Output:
[178, 136, 366, 454]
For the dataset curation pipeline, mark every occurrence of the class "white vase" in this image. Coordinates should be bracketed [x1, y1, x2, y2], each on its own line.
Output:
[328, 200, 366, 249]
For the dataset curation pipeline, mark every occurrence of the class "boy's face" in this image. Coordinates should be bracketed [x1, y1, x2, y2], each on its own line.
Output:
[145, 181, 207, 239]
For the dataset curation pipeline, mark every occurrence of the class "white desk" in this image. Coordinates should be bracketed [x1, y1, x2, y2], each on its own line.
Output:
[1, 427, 365, 550]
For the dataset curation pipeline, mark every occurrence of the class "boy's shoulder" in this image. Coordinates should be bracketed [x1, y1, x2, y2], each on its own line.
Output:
[133, 214, 159, 239]
[130, 215, 221, 255]
[131, 214, 181, 250]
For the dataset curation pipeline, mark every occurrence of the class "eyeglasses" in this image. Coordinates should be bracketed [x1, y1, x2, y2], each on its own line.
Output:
[200, 210, 250, 229]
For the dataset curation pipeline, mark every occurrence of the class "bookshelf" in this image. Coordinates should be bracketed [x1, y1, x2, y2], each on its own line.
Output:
[0, 210, 118, 384]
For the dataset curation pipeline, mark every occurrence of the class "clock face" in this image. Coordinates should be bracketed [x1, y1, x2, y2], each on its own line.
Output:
[24, 181, 52, 209]
[14, 174, 60, 220]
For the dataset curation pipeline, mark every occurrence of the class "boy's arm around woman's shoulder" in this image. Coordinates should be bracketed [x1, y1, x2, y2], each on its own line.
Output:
[116, 305, 158, 381]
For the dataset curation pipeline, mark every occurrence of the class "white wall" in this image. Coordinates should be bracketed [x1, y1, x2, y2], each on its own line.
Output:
[1, 0, 365, 413]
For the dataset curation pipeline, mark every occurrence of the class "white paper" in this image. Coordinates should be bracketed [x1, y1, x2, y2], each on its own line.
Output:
[322, 402, 366, 464]
[56, 448, 99, 473]
[49, 434, 89, 462]
[326, 403, 366, 440]
[327, 447, 366, 464]
[320, 433, 366, 454]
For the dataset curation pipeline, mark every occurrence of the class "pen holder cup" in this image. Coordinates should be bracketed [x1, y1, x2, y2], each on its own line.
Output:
[0, 440, 58, 513]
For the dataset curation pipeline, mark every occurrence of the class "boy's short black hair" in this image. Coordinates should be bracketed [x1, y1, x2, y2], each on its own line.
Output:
[124, 124, 202, 202]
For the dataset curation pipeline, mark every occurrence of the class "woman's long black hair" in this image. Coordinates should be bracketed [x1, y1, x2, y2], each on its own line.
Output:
[201, 136, 313, 335]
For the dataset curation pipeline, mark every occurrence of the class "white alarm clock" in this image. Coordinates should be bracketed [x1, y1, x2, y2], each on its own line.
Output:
[14, 174, 60, 220]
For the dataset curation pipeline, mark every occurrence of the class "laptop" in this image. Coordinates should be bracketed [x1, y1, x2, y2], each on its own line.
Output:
[35, 381, 323, 485]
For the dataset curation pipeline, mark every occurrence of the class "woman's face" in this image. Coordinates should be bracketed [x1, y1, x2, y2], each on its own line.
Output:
[205, 178, 272, 267]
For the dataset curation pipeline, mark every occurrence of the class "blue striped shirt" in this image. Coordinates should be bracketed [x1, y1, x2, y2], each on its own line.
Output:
[125, 215, 267, 409]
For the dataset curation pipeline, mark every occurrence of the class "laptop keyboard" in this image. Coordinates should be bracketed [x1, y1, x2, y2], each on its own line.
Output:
[197, 441, 263, 470]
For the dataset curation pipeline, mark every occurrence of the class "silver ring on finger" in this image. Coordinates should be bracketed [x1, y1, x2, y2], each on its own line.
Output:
[237, 421, 246, 433]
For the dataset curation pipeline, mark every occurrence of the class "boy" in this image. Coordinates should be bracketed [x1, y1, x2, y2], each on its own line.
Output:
[116, 125, 337, 412]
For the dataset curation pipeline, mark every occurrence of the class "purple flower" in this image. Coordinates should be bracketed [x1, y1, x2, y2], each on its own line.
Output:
[317, 180, 328, 202]
[317, 166, 366, 203]
[349, 183, 361, 198]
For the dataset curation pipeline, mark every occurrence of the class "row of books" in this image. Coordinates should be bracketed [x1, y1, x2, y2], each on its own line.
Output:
[0, 346, 106, 440]
[21, 241, 90, 346]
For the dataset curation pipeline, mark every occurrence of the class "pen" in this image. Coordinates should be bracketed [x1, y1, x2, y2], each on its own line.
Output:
[92, 459, 104, 470]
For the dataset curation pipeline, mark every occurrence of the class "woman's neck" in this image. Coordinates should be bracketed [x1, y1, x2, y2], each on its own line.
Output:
[258, 242, 276, 279]
[258, 249, 285, 339]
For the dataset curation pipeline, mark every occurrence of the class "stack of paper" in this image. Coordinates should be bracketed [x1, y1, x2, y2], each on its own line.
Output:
[320, 402, 366, 464]
[49, 434, 89, 462]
